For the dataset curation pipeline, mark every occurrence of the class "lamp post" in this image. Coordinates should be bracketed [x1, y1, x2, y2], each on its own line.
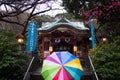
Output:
[17, 34, 25, 51]
[102, 37, 107, 43]
[18, 38, 24, 44]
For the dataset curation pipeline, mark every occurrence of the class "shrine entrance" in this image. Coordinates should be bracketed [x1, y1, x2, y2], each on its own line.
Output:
[53, 39, 73, 53]
[51, 28, 75, 53]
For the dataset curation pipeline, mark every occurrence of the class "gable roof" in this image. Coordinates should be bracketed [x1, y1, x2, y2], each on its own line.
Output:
[37, 17, 89, 32]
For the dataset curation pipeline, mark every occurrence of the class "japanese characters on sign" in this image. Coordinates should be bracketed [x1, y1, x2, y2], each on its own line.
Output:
[26, 22, 37, 52]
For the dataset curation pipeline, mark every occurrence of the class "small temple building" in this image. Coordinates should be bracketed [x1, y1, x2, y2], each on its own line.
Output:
[36, 17, 96, 79]
[37, 17, 91, 58]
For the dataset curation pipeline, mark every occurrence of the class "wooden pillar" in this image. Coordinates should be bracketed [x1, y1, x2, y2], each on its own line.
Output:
[42, 39, 44, 58]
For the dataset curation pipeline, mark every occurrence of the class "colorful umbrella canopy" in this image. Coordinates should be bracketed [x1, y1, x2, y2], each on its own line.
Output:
[41, 51, 83, 80]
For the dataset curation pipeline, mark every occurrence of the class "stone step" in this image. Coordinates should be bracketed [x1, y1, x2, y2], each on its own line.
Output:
[30, 75, 95, 80]
[30, 75, 43, 80]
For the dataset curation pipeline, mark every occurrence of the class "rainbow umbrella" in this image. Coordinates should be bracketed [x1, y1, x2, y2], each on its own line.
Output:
[41, 51, 83, 80]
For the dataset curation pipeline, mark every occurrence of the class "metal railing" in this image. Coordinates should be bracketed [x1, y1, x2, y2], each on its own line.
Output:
[23, 56, 35, 80]
[88, 55, 99, 80]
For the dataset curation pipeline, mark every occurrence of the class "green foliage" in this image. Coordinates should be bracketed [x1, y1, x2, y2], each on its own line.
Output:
[0, 29, 28, 80]
[62, 0, 81, 18]
[89, 39, 120, 80]
[62, 0, 120, 25]
[55, 13, 82, 21]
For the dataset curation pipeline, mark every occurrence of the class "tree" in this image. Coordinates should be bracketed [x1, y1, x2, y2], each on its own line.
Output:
[0, 29, 29, 80]
[89, 37, 120, 80]
[31, 14, 54, 27]
[55, 13, 81, 21]
[0, 0, 60, 35]
[62, 0, 120, 24]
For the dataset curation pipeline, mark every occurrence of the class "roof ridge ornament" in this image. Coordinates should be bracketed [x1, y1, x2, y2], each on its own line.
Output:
[57, 17, 70, 23]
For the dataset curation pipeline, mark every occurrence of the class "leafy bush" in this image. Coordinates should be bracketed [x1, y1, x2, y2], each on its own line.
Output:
[89, 37, 120, 80]
[0, 29, 28, 80]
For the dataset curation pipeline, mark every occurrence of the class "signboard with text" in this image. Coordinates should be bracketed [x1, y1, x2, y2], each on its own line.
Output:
[90, 22, 96, 48]
[26, 22, 37, 52]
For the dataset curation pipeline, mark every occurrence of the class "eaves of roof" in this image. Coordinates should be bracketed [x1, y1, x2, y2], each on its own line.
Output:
[37, 17, 89, 32]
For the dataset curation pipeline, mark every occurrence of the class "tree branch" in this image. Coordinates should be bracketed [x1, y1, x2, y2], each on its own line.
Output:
[0, 18, 24, 27]
[22, 0, 38, 35]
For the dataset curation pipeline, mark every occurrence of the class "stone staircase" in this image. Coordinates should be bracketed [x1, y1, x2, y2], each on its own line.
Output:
[27, 54, 97, 80]
[29, 63, 95, 80]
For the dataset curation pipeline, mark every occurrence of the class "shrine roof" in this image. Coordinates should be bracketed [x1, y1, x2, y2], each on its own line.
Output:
[37, 17, 89, 31]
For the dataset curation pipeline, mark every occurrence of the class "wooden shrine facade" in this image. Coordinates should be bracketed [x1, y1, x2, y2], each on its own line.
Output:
[37, 18, 91, 58]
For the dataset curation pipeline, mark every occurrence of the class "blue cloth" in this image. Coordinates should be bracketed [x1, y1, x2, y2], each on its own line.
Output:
[26, 22, 37, 52]
[90, 22, 96, 48]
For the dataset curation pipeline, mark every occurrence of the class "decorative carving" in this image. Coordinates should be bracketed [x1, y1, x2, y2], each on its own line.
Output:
[55, 38, 61, 43]
[65, 38, 70, 43]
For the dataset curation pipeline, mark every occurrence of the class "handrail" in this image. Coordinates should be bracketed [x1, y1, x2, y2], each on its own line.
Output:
[23, 56, 35, 80]
[88, 55, 99, 80]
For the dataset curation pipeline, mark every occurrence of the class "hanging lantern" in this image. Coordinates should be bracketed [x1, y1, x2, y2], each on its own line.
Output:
[73, 45, 77, 52]
[49, 46, 53, 52]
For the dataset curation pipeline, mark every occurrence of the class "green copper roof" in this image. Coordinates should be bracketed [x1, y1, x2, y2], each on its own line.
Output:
[37, 17, 89, 31]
